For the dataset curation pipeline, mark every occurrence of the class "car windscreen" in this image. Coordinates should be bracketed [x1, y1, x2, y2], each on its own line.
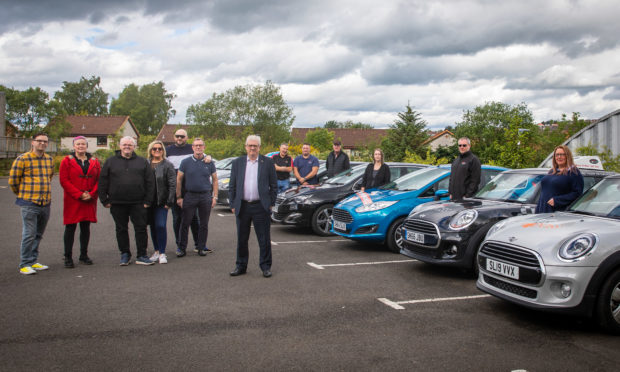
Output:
[380, 167, 449, 191]
[216, 157, 235, 170]
[325, 164, 367, 185]
[475, 173, 544, 202]
[569, 178, 620, 219]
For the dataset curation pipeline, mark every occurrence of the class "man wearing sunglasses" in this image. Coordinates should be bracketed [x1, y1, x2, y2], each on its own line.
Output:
[449, 137, 481, 200]
[166, 129, 201, 256]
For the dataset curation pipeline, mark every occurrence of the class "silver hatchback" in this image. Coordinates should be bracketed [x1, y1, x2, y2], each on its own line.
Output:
[477, 175, 620, 334]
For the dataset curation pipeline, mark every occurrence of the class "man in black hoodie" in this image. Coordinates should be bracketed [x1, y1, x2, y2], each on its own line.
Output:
[449, 137, 481, 200]
[99, 136, 155, 266]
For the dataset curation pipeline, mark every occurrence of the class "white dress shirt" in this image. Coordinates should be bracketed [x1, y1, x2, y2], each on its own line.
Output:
[243, 156, 259, 201]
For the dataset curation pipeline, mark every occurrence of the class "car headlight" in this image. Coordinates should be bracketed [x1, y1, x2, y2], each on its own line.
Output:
[293, 194, 313, 204]
[558, 233, 598, 261]
[355, 200, 397, 213]
[487, 220, 507, 237]
[449, 209, 478, 230]
[219, 178, 230, 190]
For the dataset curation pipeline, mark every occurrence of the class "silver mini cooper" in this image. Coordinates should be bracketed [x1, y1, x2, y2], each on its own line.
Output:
[477, 175, 620, 334]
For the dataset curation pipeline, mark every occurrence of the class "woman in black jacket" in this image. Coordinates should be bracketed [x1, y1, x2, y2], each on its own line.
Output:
[147, 140, 176, 264]
[360, 148, 390, 192]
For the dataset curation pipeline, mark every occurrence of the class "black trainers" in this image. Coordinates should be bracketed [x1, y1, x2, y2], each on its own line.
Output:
[79, 256, 93, 265]
[64, 258, 74, 269]
[176, 249, 186, 257]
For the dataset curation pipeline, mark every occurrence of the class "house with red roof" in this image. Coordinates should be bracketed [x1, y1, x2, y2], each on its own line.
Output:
[59, 115, 139, 150]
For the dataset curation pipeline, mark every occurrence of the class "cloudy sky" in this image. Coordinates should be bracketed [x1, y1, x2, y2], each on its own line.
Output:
[1, 0, 620, 129]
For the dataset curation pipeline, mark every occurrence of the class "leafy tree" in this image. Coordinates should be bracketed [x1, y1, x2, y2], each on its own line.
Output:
[110, 81, 176, 135]
[305, 128, 334, 152]
[381, 104, 429, 161]
[497, 125, 539, 168]
[454, 102, 534, 164]
[324, 120, 373, 129]
[54, 76, 109, 115]
[187, 81, 294, 146]
[1, 85, 66, 137]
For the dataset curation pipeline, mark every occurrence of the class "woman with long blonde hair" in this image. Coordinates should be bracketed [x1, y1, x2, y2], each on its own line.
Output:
[146, 140, 176, 263]
[536, 145, 584, 213]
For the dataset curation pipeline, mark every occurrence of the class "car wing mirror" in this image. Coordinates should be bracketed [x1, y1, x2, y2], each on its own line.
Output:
[434, 189, 449, 201]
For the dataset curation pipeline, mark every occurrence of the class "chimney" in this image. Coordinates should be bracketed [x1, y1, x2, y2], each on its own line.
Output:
[0, 91, 6, 137]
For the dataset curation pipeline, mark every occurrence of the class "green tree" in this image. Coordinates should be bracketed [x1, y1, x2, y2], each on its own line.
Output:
[323, 120, 373, 129]
[454, 101, 534, 164]
[187, 81, 294, 146]
[54, 76, 109, 115]
[497, 125, 539, 168]
[305, 128, 334, 152]
[381, 104, 429, 161]
[1, 85, 66, 137]
[110, 81, 176, 135]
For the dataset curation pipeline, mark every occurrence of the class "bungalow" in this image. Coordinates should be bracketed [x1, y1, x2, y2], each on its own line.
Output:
[59, 115, 139, 150]
[421, 129, 455, 151]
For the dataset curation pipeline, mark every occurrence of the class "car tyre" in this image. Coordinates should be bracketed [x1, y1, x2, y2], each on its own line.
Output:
[311, 204, 334, 236]
[386, 217, 405, 253]
[595, 268, 620, 335]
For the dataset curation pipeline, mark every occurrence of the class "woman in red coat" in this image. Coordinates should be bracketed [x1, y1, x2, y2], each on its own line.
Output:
[59, 136, 101, 268]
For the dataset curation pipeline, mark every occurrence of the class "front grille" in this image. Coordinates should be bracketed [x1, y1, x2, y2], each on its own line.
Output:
[276, 195, 287, 204]
[273, 212, 288, 220]
[480, 242, 539, 267]
[479, 242, 543, 285]
[333, 208, 353, 223]
[483, 274, 537, 299]
[402, 243, 436, 258]
[403, 219, 438, 235]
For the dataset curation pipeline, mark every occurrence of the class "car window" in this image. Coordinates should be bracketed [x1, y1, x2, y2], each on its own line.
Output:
[480, 169, 502, 188]
[570, 177, 620, 218]
[476, 173, 544, 202]
[380, 167, 449, 191]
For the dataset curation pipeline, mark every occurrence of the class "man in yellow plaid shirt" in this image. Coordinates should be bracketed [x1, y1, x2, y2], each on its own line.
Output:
[9, 133, 54, 275]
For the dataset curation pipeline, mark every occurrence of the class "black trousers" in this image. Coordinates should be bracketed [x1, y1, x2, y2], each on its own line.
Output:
[179, 192, 212, 251]
[63, 221, 91, 258]
[235, 201, 272, 271]
[172, 201, 199, 249]
[110, 204, 148, 257]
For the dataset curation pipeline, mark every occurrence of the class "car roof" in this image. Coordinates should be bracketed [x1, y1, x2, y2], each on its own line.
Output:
[501, 168, 616, 177]
[437, 164, 508, 171]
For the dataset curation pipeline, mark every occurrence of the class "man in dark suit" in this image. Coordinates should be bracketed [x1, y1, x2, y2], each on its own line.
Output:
[229, 135, 278, 278]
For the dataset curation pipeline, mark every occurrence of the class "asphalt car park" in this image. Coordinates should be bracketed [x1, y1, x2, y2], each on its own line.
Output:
[1, 178, 619, 371]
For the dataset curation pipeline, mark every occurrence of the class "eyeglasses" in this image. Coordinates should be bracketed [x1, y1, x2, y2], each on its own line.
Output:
[555, 153, 567, 157]
[152, 148, 163, 151]
[193, 144, 204, 147]
[246, 144, 259, 148]
[34, 140, 48, 144]
[458, 144, 468, 147]
[175, 135, 186, 138]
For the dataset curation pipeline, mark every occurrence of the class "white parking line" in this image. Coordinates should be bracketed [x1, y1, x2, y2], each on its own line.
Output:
[378, 294, 492, 310]
[307, 259, 416, 270]
[217, 213, 235, 217]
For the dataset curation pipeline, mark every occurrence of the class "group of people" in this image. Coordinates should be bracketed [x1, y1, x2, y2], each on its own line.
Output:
[9, 132, 584, 277]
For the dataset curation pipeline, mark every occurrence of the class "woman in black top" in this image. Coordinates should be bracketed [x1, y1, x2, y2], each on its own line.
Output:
[360, 148, 390, 192]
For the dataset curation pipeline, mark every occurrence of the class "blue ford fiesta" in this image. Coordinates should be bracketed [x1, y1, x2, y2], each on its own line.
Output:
[331, 165, 507, 252]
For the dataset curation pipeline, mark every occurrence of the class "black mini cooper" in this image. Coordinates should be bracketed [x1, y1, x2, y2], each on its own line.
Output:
[400, 168, 614, 274]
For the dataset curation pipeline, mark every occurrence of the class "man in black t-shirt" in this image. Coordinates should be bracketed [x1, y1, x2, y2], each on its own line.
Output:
[272, 143, 293, 193]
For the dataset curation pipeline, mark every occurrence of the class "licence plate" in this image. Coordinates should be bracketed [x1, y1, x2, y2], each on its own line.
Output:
[486, 258, 519, 280]
[333, 220, 347, 231]
[404, 229, 424, 244]
[273, 204, 279, 213]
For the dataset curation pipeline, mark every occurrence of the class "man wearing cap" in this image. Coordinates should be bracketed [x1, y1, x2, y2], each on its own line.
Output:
[326, 139, 350, 178]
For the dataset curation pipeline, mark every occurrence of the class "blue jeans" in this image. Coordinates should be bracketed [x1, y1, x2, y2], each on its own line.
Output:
[148, 206, 169, 254]
[277, 179, 290, 194]
[19, 204, 51, 268]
